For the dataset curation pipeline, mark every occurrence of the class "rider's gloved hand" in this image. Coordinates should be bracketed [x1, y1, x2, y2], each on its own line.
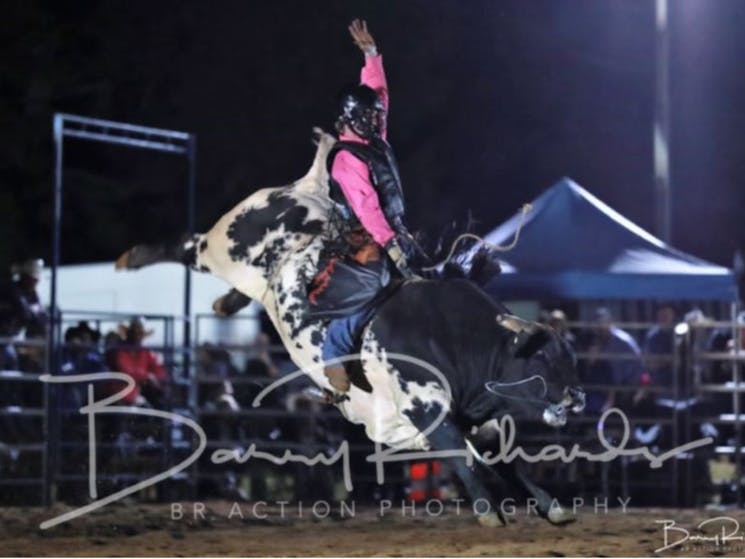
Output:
[389, 218, 421, 259]
[385, 237, 418, 280]
[349, 19, 378, 56]
[397, 230, 419, 259]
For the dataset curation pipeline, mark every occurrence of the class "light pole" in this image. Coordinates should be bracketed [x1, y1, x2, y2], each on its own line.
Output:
[654, 0, 672, 243]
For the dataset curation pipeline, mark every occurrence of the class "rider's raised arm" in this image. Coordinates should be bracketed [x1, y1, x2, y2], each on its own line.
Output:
[350, 19, 389, 138]
[361, 56, 388, 113]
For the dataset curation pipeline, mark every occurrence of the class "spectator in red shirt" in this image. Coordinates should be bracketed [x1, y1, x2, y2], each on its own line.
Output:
[108, 317, 167, 406]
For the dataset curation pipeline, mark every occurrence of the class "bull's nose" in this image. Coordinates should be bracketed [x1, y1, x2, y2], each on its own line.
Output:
[543, 404, 567, 427]
[568, 387, 585, 413]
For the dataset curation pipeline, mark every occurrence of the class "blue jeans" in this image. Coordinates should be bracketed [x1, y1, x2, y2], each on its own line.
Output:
[321, 305, 378, 364]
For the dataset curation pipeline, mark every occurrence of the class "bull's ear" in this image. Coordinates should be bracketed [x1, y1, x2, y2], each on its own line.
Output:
[513, 329, 551, 359]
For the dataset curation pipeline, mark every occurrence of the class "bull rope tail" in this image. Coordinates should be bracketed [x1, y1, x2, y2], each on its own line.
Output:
[421, 203, 532, 272]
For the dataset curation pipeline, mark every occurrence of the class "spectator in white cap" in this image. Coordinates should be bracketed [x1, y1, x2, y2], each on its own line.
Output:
[0, 258, 48, 372]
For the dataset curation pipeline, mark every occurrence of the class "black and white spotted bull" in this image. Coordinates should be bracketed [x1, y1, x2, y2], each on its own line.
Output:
[116, 129, 585, 525]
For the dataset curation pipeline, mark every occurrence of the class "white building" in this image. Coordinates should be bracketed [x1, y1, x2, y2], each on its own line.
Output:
[37, 261, 260, 348]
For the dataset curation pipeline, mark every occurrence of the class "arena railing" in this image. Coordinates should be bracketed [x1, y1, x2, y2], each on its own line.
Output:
[21, 311, 741, 508]
[562, 317, 745, 508]
[0, 337, 48, 505]
[42, 310, 193, 505]
[191, 313, 415, 503]
[188, 314, 714, 507]
[189, 314, 693, 506]
[685, 320, 744, 508]
[550, 319, 687, 506]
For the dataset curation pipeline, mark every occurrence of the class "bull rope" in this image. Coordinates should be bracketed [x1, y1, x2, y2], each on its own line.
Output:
[421, 203, 532, 272]
[484, 374, 548, 402]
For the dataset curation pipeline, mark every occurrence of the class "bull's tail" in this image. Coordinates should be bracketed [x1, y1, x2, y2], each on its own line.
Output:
[115, 233, 207, 271]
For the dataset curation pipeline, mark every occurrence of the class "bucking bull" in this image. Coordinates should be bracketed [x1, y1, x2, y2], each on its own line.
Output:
[116, 129, 585, 526]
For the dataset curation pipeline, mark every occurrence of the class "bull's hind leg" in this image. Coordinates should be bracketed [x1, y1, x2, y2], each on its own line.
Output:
[404, 405, 507, 527]
[212, 288, 252, 316]
[115, 233, 207, 271]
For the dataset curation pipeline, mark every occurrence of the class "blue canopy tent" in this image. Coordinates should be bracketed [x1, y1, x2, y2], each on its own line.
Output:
[483, 178, 736, 301]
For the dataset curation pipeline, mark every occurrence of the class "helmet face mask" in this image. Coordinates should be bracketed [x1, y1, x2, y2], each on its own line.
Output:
[335, 85, 385, 139]
[348, 105, 385, 139]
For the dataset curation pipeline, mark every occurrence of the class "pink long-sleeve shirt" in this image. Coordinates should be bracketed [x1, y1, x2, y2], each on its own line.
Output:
[331, 54, 396, 247]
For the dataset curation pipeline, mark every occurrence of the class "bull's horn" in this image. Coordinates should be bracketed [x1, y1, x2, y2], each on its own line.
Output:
[496, 313, 541, 334]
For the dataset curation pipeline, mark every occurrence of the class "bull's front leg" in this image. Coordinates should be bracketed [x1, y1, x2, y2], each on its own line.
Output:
[468, 420, 574, 526]
[492, 461, 574, 525]
[404, 405, 507, 527]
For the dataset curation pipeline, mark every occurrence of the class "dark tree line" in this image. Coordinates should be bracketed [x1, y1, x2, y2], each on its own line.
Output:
[2, 0, 743, 273]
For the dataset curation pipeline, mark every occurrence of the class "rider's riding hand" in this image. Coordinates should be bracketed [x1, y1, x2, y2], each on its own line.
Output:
[385, 237, 416, 280]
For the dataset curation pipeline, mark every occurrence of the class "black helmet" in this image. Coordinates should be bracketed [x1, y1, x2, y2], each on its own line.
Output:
[334, 84, 385, 139]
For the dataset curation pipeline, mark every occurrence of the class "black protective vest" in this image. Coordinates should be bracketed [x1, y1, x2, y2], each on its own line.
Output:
[326, 138, 405, 228]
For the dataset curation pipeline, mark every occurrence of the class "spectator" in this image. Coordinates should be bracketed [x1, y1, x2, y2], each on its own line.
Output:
[0, 259, 47, 337]
[105, 317, 168, 408]
[0, 259, 48, 372]
[0, 259, 48, 484]
[196, 343, 240, 412]
[57, 321, 106, 491]
[725, 312, 745, 354]
[194, 343, 244, 500]
[259, 309, 295, 374]
[239, 332, 285, 412]
[0, 343, 17, 371]
[706, 311, 745, 384]
[60, 321, 106, 413]
[233, 333, 284, 444]
[642, 303, 676, 388]
[580, 307, 643, 414]
[244, 332, 281, 380]
[546, 309, 576, 347]
[240, 331, 282, 400]
[103, 329, 123, 371]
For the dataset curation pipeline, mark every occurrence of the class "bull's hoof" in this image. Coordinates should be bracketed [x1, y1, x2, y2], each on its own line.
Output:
[116, 245, 155, 271]
[212, 296, 228, 316]
[115, 249, 133, 270]
[477, 511, 506, 528]
[547, 506, 575, 526]
[212, 289, 252, 317]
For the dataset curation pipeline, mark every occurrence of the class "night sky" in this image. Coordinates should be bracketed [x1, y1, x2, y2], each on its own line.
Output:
[2, 0, 744, 271]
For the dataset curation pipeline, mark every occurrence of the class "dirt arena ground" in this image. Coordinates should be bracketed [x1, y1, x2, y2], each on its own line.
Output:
[2, 502, 744, 557]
